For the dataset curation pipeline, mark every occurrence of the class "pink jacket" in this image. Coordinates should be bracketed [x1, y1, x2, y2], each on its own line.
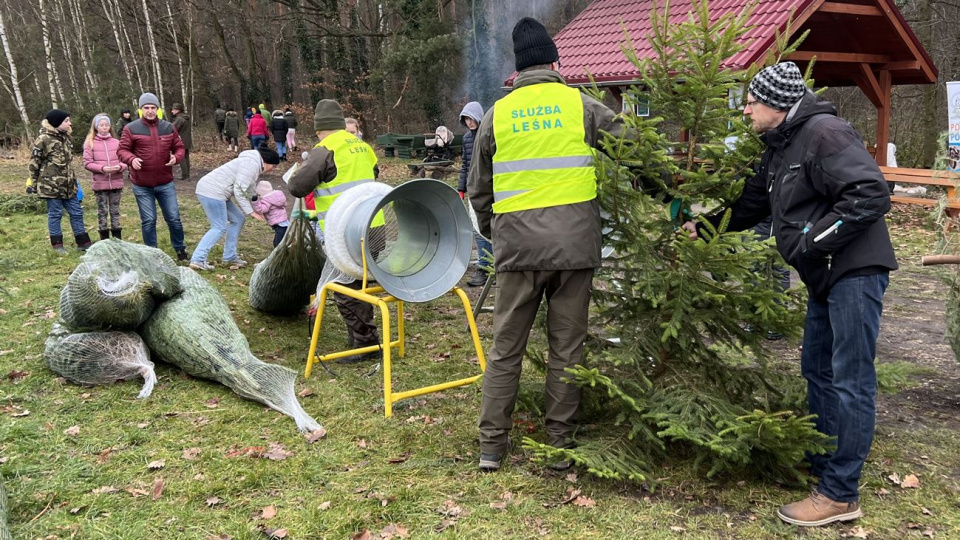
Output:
[83, 134, 128, 191]
[252, 190, 289, 226]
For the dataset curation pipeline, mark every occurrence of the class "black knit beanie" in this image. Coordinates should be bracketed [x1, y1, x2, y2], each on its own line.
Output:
[513, 17, 558, 72]
[258, 144, 280, 165]
[45, 109, 70, 129]
[748, 62, 807, 111]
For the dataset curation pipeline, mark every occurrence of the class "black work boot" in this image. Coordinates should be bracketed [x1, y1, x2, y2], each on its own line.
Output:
[75, 232, 92, 251]
[50, 235, 66, 255]
[111, 228, 122, 239]
[98, 229, 110, 241]
[336, 347, 382, 365]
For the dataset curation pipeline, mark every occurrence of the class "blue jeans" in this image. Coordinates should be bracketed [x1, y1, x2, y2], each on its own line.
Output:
[802, 272, 888, 502]
[192, 195, 245, 263]
[275, 141, 286, 157]
[250, 135, 266, 150]
[46, 197, 86, 237]
[131, 182, 186, 252]
[476, 233, 493, 270]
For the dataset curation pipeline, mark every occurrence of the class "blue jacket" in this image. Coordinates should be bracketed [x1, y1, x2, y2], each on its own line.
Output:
[458, 101, 484, 193]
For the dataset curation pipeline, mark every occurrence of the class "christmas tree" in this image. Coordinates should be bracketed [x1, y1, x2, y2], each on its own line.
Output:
[524, 0, 832, 484]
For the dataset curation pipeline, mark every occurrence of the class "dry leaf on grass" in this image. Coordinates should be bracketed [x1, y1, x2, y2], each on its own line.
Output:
[147, 459, 166, 470]
[847, 525, 870, 538]
[205, 397, 221, 409]
[305, 428, 326, 443]
[901, 474, 921, 489]
[125, 487, 149, 498]
[262, 443, 294, 461]
[63, 425, 80, 436]
[206, 496, 223, 507]
[297, 388, 314, 398]
[261, 505, 277, 520]
[318, 501, 331, 510]
[380, 523, 410, 538]
[183, 448, 201, 461]
[152, 477, 165, 500]
[91, 485, 118, 494]
[572, 496, 596, 508]
[262, 528, 287, 539]
[888, 472, 901, 485]
[351, 530, 372, 540]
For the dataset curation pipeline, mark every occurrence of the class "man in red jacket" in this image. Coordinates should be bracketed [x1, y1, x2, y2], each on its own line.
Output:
[118, 92, 189, 260]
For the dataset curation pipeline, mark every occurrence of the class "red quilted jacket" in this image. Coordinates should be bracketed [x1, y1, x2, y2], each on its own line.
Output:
[117, 117, 185, 187]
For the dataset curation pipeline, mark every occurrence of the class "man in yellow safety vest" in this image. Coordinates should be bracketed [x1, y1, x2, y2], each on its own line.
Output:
[289, 99, 382, 364]
[468, 17, 626, 472]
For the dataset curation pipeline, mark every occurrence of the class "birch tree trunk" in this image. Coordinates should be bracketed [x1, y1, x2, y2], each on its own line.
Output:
[100, 0, 135, 92]
[0, 7, 30, 139]
[114, 0, 144, 93]
[69, 0, 98, 101]
[165, 0, 187, 105]
[140, 0, 165, 108]
[188, 4, 195, 115]
[53, 0, 78, 101]
[38, 0, 60, 108]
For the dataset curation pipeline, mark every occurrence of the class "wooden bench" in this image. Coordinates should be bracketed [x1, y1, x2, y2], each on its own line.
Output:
[880, 167, 960, 221]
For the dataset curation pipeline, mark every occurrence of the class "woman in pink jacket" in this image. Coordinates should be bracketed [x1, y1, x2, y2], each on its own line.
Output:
[83, 114, 128, 240]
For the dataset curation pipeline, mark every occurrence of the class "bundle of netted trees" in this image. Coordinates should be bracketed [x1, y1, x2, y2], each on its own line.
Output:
[45, 240, 321, 433]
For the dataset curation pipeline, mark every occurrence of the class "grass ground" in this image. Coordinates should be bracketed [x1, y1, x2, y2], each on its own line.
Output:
[1, 143, 959, 539]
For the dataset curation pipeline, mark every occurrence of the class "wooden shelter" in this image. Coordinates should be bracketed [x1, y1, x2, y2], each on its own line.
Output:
[535, 0, 938, 165]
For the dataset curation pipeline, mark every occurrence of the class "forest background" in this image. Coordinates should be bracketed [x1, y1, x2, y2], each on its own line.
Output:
[0, 0, 958, 167]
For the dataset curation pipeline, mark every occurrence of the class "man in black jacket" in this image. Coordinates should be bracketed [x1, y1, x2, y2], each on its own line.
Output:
[683, 62, 896, 527]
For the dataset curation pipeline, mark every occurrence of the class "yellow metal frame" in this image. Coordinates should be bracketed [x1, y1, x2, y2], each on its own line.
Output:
[305, 239, 487, 417]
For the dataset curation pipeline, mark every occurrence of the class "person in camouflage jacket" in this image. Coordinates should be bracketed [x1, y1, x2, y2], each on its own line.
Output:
[27, 109, 92, 253]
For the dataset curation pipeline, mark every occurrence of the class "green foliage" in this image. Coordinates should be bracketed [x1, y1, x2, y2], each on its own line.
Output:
[0, 194, 46, 215]
[524, 0, 825, 485]
[875, 361, 934, 394]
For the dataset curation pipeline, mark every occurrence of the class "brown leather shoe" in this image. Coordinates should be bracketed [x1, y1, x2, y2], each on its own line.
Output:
[776, 490, 862, 527]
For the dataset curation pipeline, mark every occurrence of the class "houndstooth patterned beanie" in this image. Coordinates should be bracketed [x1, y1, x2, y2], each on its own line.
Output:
[748, 62, 807, 110]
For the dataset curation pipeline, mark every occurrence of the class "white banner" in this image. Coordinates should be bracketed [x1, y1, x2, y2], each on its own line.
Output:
[948, 81, 960, 171]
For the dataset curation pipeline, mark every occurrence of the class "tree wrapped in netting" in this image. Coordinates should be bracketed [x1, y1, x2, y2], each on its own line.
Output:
[249, 209, 325, 315]
[58, 240, 182, 330]
[141, 267, 322, 432]
[523, 0, 831, 484]
[0, 475, 12, 540]
[43, 323, 157, 399]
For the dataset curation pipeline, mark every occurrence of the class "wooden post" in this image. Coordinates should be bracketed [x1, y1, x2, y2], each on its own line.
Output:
[875, 70, 892, 166]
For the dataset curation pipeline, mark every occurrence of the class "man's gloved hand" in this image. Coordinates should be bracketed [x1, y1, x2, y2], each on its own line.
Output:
[25, 177, 36, 194]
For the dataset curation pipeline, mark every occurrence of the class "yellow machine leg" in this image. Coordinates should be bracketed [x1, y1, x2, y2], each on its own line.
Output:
[305, 283, 486, 417]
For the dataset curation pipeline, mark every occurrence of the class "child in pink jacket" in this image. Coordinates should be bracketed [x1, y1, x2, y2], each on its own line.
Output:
[252, 181, 290, 246]
[83, 114, 128, 240]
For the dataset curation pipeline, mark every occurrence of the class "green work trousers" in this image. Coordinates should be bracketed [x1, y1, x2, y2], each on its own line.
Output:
[478, 268, 593, 456]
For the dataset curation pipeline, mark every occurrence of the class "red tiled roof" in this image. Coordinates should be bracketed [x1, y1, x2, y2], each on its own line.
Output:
[549, 0, 817, 86]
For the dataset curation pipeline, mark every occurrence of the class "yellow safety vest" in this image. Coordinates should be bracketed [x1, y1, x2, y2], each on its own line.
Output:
[312, 130, 383, 231]
[491, 82, 596, 213]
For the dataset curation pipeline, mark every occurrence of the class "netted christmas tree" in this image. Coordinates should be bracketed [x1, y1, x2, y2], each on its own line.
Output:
[524, 0, 831, 484]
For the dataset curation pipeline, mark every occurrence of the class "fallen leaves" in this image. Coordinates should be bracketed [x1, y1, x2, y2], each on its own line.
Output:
[305, 428, 326, 444]
[91, 485, 119, 495]
[183, 447, 201, 461]
[317, 501, 332, 510]
[379, 523, 409, 539]
[261, 506, 277, 520]
[152, 477, 165, 500]
[901, 474, 921, 489]
[205, 397, 221, 409]
[147, 459, 166, 470]
[206, 496, 223, 507]
[543, 488, 596, 509]
[6, 369, 28, 381]
[297, 388, 314, 398]
[262, 443, 295, 461]
[63, 425, 80, 437]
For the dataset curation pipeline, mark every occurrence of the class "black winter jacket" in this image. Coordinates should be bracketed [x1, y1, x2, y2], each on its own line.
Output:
[458, 129, 475, 193]
[704, 92, 897, 301]
[271, 116, 288, 143]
